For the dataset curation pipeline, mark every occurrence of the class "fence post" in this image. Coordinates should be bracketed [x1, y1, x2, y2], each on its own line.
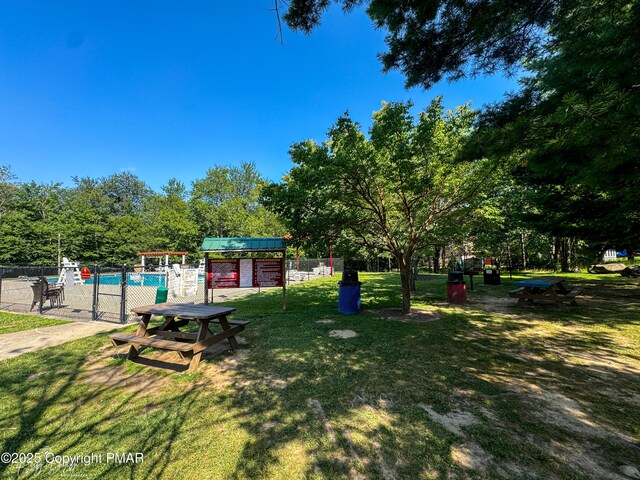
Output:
[92, 265, 99, 320]
[204, 252, 209, 305]
[120, 265, 128, 324]
[39, 266, 44, 314]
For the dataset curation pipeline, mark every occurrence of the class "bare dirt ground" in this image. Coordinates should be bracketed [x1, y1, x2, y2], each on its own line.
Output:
[449, 278, 640, 479]
[80, 337, 253, 394]
[366, 307, 442, 323]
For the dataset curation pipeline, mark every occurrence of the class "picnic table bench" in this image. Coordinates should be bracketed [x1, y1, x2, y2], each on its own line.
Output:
[508, 277, 583, 309]
[109, 303, 248, 371]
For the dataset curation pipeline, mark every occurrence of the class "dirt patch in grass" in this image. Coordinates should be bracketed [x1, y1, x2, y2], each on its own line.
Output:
[531, 388, 637, 445]
[419, 404, 480, 436]
[418, 404, 524, 476]
[198, 348, 250, 389]
[80, 353, 173, 395]
[450, 441, 493, 471]
[366, 307, 442, 323]
[329, 329, 358, 339]
[80, 339, 252, 394]
[474, 373, 639, 477]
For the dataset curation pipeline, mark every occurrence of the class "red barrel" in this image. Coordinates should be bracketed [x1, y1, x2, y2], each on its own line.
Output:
[447, 283, 467, 303]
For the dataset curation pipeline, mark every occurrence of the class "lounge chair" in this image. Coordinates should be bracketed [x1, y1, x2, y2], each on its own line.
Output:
[30, 276, 64, 311]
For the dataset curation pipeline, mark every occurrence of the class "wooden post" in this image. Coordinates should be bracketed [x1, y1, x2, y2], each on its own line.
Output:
[204, 252, 209, 305]
[282, 251, 287, 311]
[329, 240, 333, 276]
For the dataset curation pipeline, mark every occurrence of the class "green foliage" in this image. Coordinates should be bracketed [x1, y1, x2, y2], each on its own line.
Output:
[0, 164, 284, 266]
[0, 165, 17, 218]
[284, 0, 561, 88]
[190, 161, 285, 241]
[470, 0, 640, 254]
[263, 99, 497, 311]
[141, 179, 200, 255]
[0, 181, 64, 264]
[100, 172, 152, 216]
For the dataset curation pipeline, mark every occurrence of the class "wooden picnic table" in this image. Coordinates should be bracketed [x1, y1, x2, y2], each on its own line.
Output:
[508, 277, 582, 309]
[109, 303, 248, 371]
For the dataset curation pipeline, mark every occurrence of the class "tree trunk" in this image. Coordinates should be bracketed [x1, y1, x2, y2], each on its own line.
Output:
[409, 273, 416, 292]
[628, 247, 635, 263]
[433, 246, 440, 273]
[560, 238, 570, 272]
[409, 257, 418, 291]
[568, 237, 577, 271]
[520, 233, 527, 270]
[398, 259, 412, 314]
[552, 238, 560, 271]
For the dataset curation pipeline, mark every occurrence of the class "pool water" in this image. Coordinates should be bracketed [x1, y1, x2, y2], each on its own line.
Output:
[82, 273, 204, 287]
[82, 273, 165, 287]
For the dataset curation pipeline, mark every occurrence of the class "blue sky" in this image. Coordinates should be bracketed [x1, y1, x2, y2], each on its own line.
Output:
[0, 1, 519, 191]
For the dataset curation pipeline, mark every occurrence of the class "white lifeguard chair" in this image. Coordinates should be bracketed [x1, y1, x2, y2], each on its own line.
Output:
[57, 257, 84, 285]
[138, 251, 188, 273]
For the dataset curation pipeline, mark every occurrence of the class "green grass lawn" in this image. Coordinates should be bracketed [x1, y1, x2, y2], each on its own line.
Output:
[0, 311, 71, 334]
[0, 272, 638, 479]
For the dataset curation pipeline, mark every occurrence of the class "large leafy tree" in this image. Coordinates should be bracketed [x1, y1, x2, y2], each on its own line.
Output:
[263, 99, 495, 313]
[101, 172, 152, 216]
[0, 181, 64, 264]
[142, 179, 200, 255]
[468, 0, 640, 261]
[190, 162, 284, 239]
[61, 177, 112, 263]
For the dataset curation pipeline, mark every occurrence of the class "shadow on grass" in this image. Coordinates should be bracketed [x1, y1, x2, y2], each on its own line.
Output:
[217, 273, 640, 479]
[0, 272, 637, 479]
[0, 335, 207, 479]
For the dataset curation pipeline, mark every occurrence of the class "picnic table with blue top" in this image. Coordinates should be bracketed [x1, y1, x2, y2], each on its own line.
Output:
[508, 277, 583, 308]
[108, 302, 249, 371]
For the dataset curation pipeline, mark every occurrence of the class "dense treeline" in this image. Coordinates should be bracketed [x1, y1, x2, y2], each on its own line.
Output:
[2, 0, 637, 275]
[0, 162, 284, 265]
[271, 0, 639, 279]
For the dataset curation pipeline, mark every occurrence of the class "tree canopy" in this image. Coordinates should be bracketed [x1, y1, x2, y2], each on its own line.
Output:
[284, 0, 562, 88]
[0, 164, 284, 266]
[263, 99, 496, 312]
[467, 0, 640, 259]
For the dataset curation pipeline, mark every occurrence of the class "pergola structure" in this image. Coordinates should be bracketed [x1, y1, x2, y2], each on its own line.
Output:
[200, 237, 287, 310]
[138, 251, 188, 272]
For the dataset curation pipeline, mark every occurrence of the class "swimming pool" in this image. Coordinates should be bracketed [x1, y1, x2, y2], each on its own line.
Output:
[83, 273, 204, 287]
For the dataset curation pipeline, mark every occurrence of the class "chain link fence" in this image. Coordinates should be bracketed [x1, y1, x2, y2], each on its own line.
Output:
[286, 257, 343, 283]
[0, 258, 342, 324]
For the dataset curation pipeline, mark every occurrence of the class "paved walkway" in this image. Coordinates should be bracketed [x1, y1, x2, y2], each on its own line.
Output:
[0, 286, 281, 361]
[0, 320, 126, 361]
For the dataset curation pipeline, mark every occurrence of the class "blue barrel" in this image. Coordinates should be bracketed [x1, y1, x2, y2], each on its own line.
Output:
[338, 283, 361, 314]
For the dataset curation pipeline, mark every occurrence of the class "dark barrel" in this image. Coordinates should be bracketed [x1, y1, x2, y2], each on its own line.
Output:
[447, 271, 464, 283]
[338, 270, 362, 314]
